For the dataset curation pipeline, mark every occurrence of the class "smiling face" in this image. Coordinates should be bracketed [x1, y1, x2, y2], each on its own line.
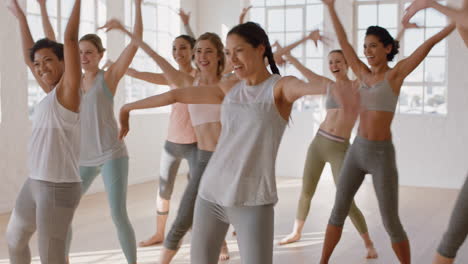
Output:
[33, 48, 65, 86]
[194, 39, 221, 75]
[225, 33, 265, 79]
[79, 40, 103, 72]
[172, 37, 193, 67]
[328, 51, 348, 78]
[363, 34, 392, 66]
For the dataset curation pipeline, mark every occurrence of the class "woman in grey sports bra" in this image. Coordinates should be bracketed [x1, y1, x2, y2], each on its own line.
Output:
[404, 1, 468, 263]
[320, 0, 455, 263]
[273, 34, 378, 258]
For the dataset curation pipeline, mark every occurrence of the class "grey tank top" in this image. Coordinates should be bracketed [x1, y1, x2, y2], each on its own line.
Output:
[199, 74, 287, 206]
[359, 72, 398, 113]
[79, 70, 128, 166]
[325, 83, 341, 110]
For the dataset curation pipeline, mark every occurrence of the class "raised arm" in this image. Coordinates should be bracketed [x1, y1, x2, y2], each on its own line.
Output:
[100, 19, 193, 88]
[126, 68, 169, 85]
[119, 85, 225, 139]
[179, 8, 195, 38]
[7, 0, 50, 92]
[403, 0, 468, 28]
[38, 0, 56, 41]
[392, 23, 455, 89]
[323, 0, 370, 79]
[395, 21, 420, 42]
[239, 5, 252, 24]
[105, 0, 143, 94]
[284, 53, 332, 87]
[58, 0, 81, 112]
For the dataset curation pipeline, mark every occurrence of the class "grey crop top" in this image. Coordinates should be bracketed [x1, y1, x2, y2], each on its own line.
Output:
[359, 72, 398, 113]
[325, 83, 341, 110]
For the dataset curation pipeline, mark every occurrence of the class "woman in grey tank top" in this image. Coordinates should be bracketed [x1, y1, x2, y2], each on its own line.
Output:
[320, 0, 455, 263]
[272, 36, 378, 257]
[404, 1, 468, 263]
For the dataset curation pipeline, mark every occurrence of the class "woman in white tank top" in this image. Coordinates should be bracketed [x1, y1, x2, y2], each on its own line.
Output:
[6, 0, 82, 262]
[100, 20, 232, 263]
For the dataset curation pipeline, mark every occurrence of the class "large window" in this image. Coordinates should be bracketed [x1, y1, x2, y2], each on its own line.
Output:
[355, 0, 448, 115]
[124, 0, 180, 113]
[26, 0, 106, 116]
[250, 0, 325, 112]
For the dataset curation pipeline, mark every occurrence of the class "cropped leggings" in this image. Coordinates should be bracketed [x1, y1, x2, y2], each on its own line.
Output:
[67, 157, 136, 264]
[158, 141, 197, 201]
[297, 133, 368, 235]
[329, 136, 407, 243]
[437, 175, 468, 258]
[6, 178, 81, 264]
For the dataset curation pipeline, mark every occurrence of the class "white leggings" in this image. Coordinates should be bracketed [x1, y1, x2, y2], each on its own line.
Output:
[6, 178, 81, 264]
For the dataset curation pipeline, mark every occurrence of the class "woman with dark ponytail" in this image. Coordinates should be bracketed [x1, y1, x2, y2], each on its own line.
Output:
[320, 0, 455, 263]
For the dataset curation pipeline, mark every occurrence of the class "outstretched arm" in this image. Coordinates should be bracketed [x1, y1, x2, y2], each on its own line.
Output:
[323, 0, 370, 80]
[284, 53, 332, 87]
[38, 0, 56, 41]
[100, 19, 193, 88]
[118, 85, 225, 139]
[403, 0, 468, 28]
[179, 8, 195, 38]
[126, 68, 169, 85]
[239, 5, 252, 24]
[7, 0, 50, 92]
[105, 0, 143, 94]
[278, 76, 328, 104]
[393, 23, 455, 91]
[58, 0, 82, 112]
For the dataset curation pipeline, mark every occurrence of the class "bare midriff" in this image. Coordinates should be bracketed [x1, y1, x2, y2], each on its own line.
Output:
[194, 122, 222, 151]
[319, 108, 358, 139]
[357, 111, 394, 141]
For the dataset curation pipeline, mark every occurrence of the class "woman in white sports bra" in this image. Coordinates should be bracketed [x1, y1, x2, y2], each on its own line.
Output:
[100, 19, 230, 263]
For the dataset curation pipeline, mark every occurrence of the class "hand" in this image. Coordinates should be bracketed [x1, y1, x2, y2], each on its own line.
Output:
[7, 0, 24, 18]
[321, 0, 335, 7]
[178, 8, 191, 25]
[98, 19, 126, 33]
[307, 29, 332, 47]
[402, 21, 421, 29]
[274, 52, 287, 66]
[119, 106, 131, 140]
[402, 0, 433, 25]
[239, 5, 252, 24]
[126, 67, 138, 76]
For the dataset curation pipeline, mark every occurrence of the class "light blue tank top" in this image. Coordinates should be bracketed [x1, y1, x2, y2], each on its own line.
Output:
[359, 72, 398, 113]
[79, 70, 128, 166]
[199, 74, 287, 206]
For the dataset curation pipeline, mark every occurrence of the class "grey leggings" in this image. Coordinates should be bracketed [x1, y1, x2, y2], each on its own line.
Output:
[329, 136, 407, 243]
[437, 175, 468, 258]
[164, 149, 212, 250]
[191, 197, 274, 264]
[6, 178, 81, 264]
[159, 141, 197, 200]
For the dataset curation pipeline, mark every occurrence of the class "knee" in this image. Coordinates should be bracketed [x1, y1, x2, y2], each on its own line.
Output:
[159, 179, 173, 200]
[6, 222, 28, 252]
[381, 214, 407, 243]
[110, 207, 131, 228]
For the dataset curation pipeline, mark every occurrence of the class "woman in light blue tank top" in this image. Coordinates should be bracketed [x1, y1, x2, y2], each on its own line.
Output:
[321, 0, 455, 263]
[404, 1, 468, 263]
[62, 1, 143, 263]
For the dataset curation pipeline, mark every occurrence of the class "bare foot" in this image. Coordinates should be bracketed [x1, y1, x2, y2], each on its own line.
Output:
[219, 241, 230, 261]
[366, 245, 378, 259]
[278, 232, 301, 245]
[139, 233, 164, 247]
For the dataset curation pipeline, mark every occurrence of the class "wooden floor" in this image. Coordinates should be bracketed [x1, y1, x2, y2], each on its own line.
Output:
[0, 175, 467, 264]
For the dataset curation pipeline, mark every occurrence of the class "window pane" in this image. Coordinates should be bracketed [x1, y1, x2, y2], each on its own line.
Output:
[399, 86, 423, 114]
[251, 7, 266, 28]
[424, 57, 445, 82]
[357, 29, 366, 58]
[157, 5, 170, 31]
[285, 8, 303, 31]
[27, 0, 41, 14]
[251, 0, 266, 7]
[378, 4, 397, 29]
[82, 0, 95, 21]
[306, 4, 323, 30]
[358, 5, 377, 29]
[98, 0, 107, 26]
[405, 62, 424, 82]
[80, 22, 95, 36]
[287, 0, 306, 4]
[306, 58, 323, 75]
[267, 0, 285, 6]
[284, 59, 303, 77]
[425, 8, 446, 27]
[404, 2, 425, 26]
[143, 6, 157, 31]
[424, 85, 446, 114]
[404, 28, 424, 56]
[306, 40, 323, 58]
[269, 32, 285, 46]
[268, 9, 285, 32]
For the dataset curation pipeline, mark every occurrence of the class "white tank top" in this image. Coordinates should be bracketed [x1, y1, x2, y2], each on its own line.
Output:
[28, 88, 81, 183]
[79, 71, 128, 166]
[199, 74, 287, 206]
[188, 78, 221, 126]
